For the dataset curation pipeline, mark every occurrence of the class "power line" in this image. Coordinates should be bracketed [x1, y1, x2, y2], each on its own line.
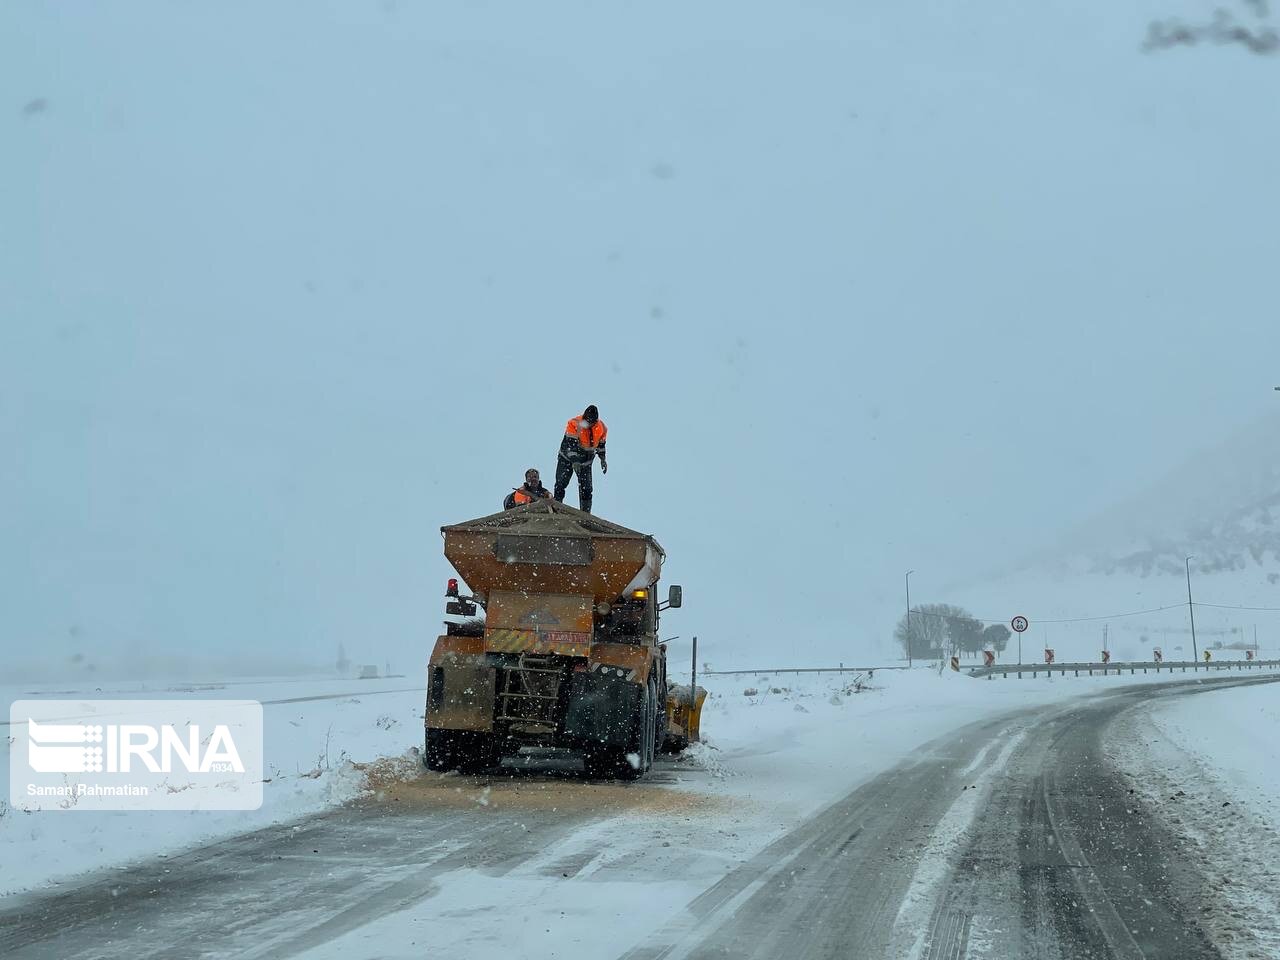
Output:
[1036, 603, 1189, 624]
[1193, 601, 1280, 612]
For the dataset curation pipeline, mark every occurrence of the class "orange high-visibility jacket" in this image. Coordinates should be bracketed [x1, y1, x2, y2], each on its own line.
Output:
[561, 415, 607, 460]
[504, 484, 550, 509]
[511, 487, 539, 505]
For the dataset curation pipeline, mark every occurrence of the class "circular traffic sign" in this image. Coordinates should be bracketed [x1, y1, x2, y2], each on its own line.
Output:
[1011, 615, 1029, 633]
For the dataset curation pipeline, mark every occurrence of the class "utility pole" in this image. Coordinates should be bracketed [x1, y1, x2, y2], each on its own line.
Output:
[905, 571, 914, 669]
[1185, 556, 1199, 665]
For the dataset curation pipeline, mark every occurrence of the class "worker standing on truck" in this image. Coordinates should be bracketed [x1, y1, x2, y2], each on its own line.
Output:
[504, 468, 552, 509]
[554, 405, 607, 513]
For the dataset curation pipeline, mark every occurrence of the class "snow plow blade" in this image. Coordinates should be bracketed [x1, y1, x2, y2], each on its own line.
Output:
[663, 684, 706, 752]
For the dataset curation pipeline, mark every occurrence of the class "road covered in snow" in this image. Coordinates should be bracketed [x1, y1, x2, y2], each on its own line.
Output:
[2, 668, 1278, 959]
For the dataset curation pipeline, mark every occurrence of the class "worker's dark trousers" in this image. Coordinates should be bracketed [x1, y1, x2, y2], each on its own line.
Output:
[554, 456, 593, 513]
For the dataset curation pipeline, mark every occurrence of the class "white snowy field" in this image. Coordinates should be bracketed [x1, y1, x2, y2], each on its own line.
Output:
[0, 675, 425, 896]
[1110, 681, 1280, 958]
[1143, 682, 1280, 830]
[6, 663, 1276, 916]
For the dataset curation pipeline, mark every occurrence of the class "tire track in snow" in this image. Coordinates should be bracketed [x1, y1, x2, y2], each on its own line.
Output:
[890, 728, 1029, 960]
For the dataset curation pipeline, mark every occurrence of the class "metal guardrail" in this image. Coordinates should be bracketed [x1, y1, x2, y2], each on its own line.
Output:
[701, 665, 908, 676]
[697, 660, 1280, 680]
[969, 658, 1280, 679]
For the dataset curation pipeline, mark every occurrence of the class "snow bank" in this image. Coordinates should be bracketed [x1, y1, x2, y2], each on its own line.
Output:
[1110, 680, 1280, 960]
[0, 676, 425, 897]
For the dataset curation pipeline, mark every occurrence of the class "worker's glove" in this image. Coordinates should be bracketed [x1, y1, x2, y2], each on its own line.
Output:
[600, 458, 608, 474]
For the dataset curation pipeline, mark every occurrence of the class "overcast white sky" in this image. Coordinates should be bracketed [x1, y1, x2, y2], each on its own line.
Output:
[4, 0, 1279, 677]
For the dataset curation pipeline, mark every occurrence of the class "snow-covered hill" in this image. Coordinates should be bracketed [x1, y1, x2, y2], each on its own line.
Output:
[939, 415, 1280, 663]
[1049, 414, 1280, 581]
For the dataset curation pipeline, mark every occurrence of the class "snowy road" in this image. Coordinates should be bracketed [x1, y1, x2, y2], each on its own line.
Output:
[1, 675, 1276, 959]
[623, 675, 1280, 960]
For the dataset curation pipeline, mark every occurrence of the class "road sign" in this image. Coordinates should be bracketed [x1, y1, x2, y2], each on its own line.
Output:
[1011, 616, 1029, 633]
[982, 650, 995, 667]
[1044, 648, 1055, 664]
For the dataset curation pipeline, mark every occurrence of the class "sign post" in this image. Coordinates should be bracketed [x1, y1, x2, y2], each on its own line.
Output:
[1011, 616, 1029, 665]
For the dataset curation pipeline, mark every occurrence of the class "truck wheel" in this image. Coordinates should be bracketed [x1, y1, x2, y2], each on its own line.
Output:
[426, 730, 498, 773]
[623, 681, 657, 780]
[454, 733, 499, 774]
[460, 742, 499, 778]
[583, 746, 622, 779]
[584, 682, 654, 781]
[424, 729, 456, 771]
[653, 678, 667, 760]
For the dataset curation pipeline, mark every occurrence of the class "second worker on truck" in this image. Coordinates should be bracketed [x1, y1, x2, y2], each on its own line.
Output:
[554, 404, 607, 513]
[504, 468, 552, 510]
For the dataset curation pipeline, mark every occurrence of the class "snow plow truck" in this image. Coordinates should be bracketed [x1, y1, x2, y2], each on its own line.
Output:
[425, 499, 704, 779]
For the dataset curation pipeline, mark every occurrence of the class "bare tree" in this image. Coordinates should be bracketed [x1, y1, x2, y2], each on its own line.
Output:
[894, 603, 981, 659]
[1144, 0, 1279, 55]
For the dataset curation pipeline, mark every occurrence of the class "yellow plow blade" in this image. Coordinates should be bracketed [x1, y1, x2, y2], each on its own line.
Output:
[663, 684, 707, 753]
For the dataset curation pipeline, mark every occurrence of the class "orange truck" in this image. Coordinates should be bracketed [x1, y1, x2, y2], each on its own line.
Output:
[425, 499, 702, 779]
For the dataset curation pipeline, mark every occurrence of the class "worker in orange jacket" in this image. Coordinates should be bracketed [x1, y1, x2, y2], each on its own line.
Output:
[553, 405, 607, 513]
[504, 468, 552, 510]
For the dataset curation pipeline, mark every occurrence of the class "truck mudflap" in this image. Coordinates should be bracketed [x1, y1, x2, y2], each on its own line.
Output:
[561, 670, 645, 748]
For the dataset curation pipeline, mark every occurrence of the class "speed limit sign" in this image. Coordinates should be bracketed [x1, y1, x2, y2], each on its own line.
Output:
[1011, 615, 1029, 633]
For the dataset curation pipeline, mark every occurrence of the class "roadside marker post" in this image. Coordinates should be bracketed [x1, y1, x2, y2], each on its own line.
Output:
[691, 635, 698, 698]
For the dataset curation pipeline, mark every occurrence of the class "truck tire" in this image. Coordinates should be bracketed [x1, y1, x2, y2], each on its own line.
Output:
[584, 682, 654, 781]
[455, 733, 499, 774]
[653, 678, 668, 759]
[424, 729, 456, 771]
[425, 730, 498, 773]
